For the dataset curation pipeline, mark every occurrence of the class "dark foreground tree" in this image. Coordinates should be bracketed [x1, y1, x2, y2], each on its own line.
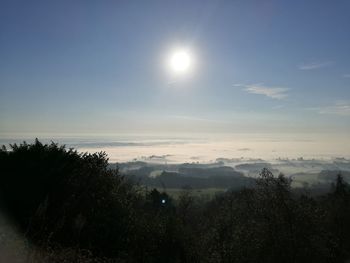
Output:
[324, 174, 350, 262]
[1, 140, 350, 262]
[0, 139, 139, 258]
[198, 168, 346, 263]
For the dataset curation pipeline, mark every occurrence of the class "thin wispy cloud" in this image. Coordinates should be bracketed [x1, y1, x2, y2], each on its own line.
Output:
[310, 101, 350, 116]
[271, 105, 285, 110]
[237, 84, 289, 99]
[298, 61, 333, 70]
[343, 74, 350, 78]
[171, 115, 229, 123]
[172, 115, 211, 122]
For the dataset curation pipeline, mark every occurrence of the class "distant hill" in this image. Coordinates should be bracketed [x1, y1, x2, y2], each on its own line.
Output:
[124, 166, 255, 190]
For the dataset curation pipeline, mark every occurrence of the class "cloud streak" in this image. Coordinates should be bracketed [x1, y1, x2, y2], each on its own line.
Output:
[171, 115, 230, 124]
[310, 101, 350, 116]
[298, 61, 333, 70]
[237, 84, 289, 99]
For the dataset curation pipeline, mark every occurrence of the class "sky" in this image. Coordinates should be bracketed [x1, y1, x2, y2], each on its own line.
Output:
[1, 0, 350, 138]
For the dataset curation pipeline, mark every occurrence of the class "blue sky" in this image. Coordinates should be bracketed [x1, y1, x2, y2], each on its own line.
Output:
[1, 0, 350, 136]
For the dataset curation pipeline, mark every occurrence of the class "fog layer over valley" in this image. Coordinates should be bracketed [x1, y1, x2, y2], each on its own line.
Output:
[2, 135, 350, 192]
[1, 133, 349, 162]
[115, 156, 350, 192]
[1, 140, 350, 262]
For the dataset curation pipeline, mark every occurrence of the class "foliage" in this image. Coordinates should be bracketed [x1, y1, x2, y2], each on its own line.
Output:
[0, 139, 139, 258]
[1, 140, 350, 262]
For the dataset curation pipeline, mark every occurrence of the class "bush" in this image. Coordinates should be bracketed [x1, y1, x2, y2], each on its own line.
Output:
[1, 140, 350, 262]
[0, 139, 139, 258]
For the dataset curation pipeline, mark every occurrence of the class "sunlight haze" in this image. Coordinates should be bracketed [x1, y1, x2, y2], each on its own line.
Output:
[1, 0, 349, 161]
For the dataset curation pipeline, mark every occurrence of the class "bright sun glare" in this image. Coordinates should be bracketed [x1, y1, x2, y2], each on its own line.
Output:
[169, 49, 192, 73]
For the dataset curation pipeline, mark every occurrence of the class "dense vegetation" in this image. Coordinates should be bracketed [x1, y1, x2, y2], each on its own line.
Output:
[126, 170, 255, 190]
[0, 140, 350, 262]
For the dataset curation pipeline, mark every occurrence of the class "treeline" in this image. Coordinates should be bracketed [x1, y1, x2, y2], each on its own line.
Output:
[0, 140, 350, 262]
[118, 162, 255, 190]
[126, 170, 255, 190]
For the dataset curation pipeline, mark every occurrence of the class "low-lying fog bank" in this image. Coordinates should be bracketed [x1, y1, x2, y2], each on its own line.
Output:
[113, 157, 350, 191]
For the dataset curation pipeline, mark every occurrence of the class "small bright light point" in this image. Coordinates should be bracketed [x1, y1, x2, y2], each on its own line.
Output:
[169, 49, 192, 73]
[161, 199, 166, 204]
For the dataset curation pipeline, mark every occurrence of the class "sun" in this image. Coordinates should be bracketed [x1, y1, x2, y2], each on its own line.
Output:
[169, 49, 192, 73]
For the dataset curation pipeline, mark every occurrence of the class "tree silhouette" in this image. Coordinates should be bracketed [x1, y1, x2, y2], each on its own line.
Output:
[1, 141, 350, 262]
[0, 139, 139, 258]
